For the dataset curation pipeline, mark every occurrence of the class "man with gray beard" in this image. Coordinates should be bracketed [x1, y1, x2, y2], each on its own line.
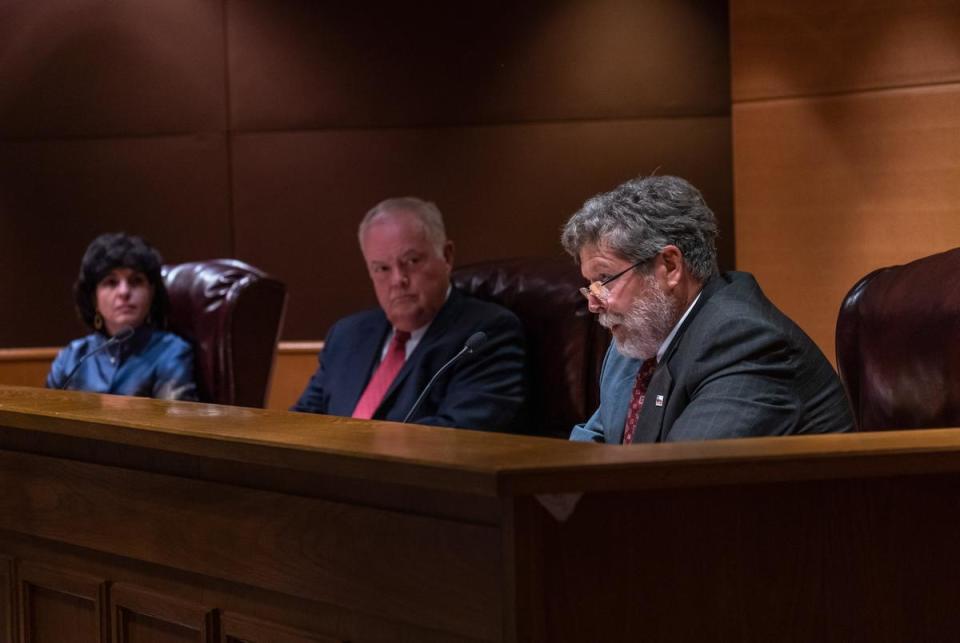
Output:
[562, 175, 853, 443]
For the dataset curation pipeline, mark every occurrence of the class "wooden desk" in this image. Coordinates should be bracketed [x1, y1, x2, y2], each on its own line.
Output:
[2, 386, 960, 642]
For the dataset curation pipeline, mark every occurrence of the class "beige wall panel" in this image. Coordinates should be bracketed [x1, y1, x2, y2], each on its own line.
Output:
[232, 117, 733, 339]
[266, 343, 323, 411]
[0, 348, 56, 388]
[731, 1, 960, 101]
[733, 84, 960, 363]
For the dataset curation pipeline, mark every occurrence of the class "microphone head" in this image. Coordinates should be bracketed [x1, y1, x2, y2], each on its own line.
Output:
[464, 331, 488, 353]
[113, 326, 136, 342]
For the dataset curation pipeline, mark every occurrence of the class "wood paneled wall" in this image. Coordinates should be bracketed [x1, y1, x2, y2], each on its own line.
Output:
[730, 1, 960, 363]
[0, 0, 732, 348]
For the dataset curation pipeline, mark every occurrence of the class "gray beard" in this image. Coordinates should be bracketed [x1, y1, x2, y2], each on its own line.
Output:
[599, 275, 681, 360]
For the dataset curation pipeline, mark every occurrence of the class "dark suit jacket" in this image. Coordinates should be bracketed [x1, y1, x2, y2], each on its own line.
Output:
[571, 271, 853, 443]
[293, 288, 526, 431]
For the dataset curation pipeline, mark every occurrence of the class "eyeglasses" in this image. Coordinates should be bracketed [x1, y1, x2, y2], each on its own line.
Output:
[579, 257, 651, 303]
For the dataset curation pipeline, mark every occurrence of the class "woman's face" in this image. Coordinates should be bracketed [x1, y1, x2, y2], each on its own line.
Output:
[95, 267, 154, 335]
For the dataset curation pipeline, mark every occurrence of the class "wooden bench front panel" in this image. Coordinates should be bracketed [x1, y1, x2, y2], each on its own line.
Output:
[0, 447, 500, 643]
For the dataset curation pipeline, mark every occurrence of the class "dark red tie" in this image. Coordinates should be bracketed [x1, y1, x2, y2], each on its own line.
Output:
[352, 331, 411, 419]
[622, 357, 658, 444]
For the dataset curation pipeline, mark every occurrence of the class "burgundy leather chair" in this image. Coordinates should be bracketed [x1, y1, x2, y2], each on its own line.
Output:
[452, 257, 610, 438]
[163, 260, 287, 408]
[836, 247, 960, 430]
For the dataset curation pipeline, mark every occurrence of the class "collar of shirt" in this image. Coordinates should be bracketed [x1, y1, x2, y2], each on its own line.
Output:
[656, 290, 702, 363]
[92, 325, 154, 365]
[380, 285, 452, 361]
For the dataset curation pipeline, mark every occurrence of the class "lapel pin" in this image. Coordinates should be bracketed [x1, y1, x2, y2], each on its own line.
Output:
[655, 395, 664, 407]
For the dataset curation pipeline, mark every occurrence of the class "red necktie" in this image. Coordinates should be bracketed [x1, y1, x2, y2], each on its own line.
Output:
[352, 330, 411, 419]
[622, 357, 658, 444]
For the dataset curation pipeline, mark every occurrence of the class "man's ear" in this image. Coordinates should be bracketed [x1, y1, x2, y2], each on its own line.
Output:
[443, 240, 455, 268]
[659, 244, 685, 288]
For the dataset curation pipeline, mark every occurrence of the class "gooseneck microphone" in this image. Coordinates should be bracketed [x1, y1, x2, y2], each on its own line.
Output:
[60, 326, 136, 390]
[401, 331, 488, 423]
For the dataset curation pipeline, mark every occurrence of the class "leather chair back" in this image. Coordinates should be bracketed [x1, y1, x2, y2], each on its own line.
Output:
[163, 260, 287, 408]
[836, 248, 960, 430]
[453, 257, 610, 438]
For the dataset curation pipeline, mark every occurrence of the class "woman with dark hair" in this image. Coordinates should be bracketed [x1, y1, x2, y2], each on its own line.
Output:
[46, 233, 198, 400]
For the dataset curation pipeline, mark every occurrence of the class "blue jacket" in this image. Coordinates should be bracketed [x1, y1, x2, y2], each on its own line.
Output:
[293, 289, 527, 431]
[46, 327, 197, 401]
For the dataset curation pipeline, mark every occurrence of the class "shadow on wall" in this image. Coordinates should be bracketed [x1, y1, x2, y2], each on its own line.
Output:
[0, 1, 225, 138]
[0, 0, 733, 347]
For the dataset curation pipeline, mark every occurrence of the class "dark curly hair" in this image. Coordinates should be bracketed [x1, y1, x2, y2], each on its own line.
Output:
[73, 232, 170, 334]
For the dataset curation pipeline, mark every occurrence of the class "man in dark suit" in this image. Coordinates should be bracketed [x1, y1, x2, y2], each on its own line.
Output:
[293, 197, 526, 431]
[562, 175, 853, 443]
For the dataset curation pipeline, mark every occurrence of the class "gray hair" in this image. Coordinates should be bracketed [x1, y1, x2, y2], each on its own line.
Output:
[561, 175, 719, 282]
[358, 196, 447, 256]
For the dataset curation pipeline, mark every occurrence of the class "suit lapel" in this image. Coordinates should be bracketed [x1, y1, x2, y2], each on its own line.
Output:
[377, 288, 462, 416]
[346, 316, 392, 412]
[632, 363, 673, 443]
[632, 274, 726, 442]
[659, 274, 725, 365]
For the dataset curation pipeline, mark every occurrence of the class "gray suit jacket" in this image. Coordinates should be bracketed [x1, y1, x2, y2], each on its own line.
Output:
[571, 272, 853, 443]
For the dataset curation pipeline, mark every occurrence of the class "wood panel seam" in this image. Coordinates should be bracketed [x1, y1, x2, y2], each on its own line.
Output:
[733, 77, 960, 105]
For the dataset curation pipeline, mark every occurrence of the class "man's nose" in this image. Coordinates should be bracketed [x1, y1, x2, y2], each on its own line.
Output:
[390, 265, 410, 286]
[586, 291, 606, 314]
